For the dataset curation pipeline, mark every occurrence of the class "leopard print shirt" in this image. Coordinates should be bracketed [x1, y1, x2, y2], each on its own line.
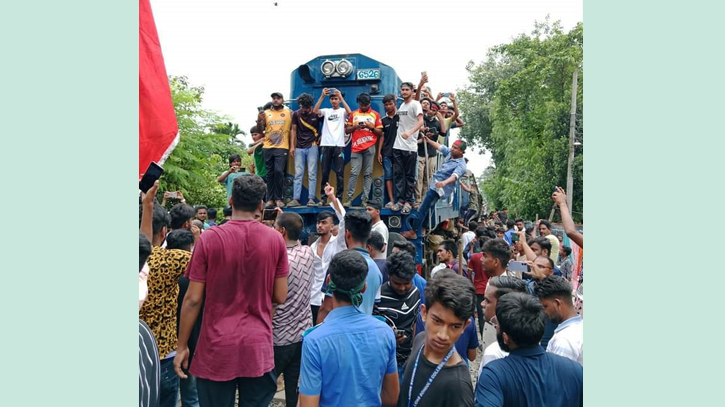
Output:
[139, 246, 191, 358]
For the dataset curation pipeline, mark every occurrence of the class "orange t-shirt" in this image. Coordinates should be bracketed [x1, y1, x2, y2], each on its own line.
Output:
[347, 109, 383, 153]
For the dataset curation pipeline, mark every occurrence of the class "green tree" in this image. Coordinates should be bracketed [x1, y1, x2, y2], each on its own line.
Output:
[159, 76, 253, 209]
[458, 18, 583, 222]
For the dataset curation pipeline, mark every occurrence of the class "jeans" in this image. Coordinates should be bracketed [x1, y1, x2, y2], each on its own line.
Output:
[382, 156, 394, 180]
[196, 371, 276, 407]
[293, 146, 318, 201]
[320, 146, 344, 199]
[408, 189, 440, 232]
[346, 145, 375, 202]
[159, 358, 180, 407]
[393, 149, 417, 205]
[415, 156, 436, 203]
[264, 148, 288, 201]
[179, 373, 199, 407]
[274, 342, 303, 407]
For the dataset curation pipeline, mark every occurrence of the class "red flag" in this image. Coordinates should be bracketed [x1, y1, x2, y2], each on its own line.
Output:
[139, 0, 178, 179]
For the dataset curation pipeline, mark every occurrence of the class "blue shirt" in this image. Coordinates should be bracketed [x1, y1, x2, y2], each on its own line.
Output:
[219, 171, 250, 199]
[321, 247, 383, 315]
[475, 346, 583, 407]
[454, 317, 480, 366]
[300, 306, 397, 406]
[503, 230, 515, 246]
[428, 145, 466, 199]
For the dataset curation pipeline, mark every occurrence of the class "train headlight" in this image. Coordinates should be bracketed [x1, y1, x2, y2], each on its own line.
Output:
[321, 60, 335, 77]
[336, 59, 352, 76]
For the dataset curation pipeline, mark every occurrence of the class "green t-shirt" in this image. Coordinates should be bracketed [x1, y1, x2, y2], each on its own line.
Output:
[254, 147, 267, 178]
[219, 171, 250, 199]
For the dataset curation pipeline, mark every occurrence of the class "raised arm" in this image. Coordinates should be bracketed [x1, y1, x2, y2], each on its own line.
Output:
[256, 111, 266, 136]
[553, 187, 583, 248]
[336, 90, 352, 115]
[449, 93, 460, 122]
[415, 73, 428, 101]
[313, 89, 328, 115]
[140, 181, 158, 243]
[518, 230, 537, 261]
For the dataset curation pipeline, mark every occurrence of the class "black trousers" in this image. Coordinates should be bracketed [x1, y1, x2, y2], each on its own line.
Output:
[476, 293, 486, 339]
[264, 148, 288, 201]
[320, 146, 344, 198]
[311, 305, 320, 326]
[393, 149, 417, 204]
[196, 371, 276, 407]
[274, 342, 303, 407]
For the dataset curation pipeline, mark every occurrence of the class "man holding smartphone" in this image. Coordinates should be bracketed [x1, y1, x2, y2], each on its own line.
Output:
[344, 92, 383, 207]
[218, 154, 250, 201]
[314, 88, 351, 205]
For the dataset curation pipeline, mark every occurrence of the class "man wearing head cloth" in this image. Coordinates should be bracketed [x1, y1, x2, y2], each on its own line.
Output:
[299, 250, 400, 407]
[402, 138, 467, 240]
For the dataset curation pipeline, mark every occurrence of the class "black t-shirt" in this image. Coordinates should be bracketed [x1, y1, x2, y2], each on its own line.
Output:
[177, 275, 204, 365]
[292, 109, 321, 149]
[398, 333, 474, 407]
[381, 114, 399, 157]
[417, 115, 441, 157]
[374, 283, 421, 365]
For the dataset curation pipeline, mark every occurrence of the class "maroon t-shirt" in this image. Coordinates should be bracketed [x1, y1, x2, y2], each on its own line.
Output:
[185, 220, 289, 381]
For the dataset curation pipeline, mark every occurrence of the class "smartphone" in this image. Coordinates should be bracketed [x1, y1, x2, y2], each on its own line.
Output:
[168, 191, 178, 199]
[421, 71, 427, 76]
[139, 162, 164, 193]
[262, 208, 278, 221]
[508, 261, 529, 273]
[394, 329, 406, 337]
[328, 88, 337, 95]
[240, 168, 246, 173]
[511, 233, 519, 242]
[443, 92, 450, 97]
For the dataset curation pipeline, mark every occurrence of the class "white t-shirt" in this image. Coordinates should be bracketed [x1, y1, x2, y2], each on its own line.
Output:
[371, 220, 389, 259]
[319, 107, 347, 147]
[546, 316, 583, 366]
[461, 231, 475, 253]
[478, 341, 509, 380]
[393, 100, 422, 152]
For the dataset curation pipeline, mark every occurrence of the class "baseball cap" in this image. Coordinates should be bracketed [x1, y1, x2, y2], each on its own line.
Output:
[270, 92, 284, 99]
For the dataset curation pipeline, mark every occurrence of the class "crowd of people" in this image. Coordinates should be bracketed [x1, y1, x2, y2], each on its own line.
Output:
[138, 75, 584, 407]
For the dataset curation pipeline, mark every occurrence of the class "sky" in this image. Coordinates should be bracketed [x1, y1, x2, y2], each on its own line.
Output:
[151, 0, 583, 177]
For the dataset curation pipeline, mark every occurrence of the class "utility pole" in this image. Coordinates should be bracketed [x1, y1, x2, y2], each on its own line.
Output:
[565, 69, 578, 214]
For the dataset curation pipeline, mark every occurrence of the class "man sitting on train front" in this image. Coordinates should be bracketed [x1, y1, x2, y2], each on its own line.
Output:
[401, 138, 467, 240]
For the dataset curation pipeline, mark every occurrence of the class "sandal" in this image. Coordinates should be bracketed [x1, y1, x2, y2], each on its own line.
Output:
[402, 204, 412, 214]
[384, 201, 393, 209]
[307, 199, 318, 206]
[391, 203, 401, 212]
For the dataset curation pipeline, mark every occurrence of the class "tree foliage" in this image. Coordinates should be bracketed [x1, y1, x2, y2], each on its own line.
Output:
[159, 76, 252, 209]
[459, 18, 583, 222]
